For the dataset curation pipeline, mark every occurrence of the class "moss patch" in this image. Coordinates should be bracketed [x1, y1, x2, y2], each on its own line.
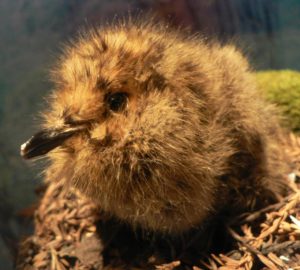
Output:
[256, 70, 300, 132]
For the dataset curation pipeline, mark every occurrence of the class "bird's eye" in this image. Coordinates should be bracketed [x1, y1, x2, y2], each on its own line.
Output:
[106, 92, 128, 112]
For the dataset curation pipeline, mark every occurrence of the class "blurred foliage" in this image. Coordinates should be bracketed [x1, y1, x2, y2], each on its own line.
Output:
[256, 70, 300, 132]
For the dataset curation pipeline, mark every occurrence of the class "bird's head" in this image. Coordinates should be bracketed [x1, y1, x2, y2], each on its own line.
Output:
[21, 23, 232, 233]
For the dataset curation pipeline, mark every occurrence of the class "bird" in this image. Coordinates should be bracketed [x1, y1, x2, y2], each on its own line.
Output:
[21, 20, 288, 235]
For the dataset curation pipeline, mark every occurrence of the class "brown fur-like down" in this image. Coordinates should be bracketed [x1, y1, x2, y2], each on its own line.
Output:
[39, 21, 288, 234]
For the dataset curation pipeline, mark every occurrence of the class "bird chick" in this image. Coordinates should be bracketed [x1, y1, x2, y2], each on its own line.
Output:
[21, 21, 288, 234]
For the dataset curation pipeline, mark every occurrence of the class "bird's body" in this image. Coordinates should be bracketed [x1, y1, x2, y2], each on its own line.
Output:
[22, 21, 287, 234]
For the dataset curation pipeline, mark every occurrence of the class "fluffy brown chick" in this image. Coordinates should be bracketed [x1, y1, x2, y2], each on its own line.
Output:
[21, 21, 288, 234]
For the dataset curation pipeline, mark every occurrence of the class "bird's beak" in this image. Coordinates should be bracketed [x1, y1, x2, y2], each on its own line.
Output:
[20, 126, 84, 159]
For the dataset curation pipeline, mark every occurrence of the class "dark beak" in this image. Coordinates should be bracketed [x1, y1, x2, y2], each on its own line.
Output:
[20, 126, 84, 159]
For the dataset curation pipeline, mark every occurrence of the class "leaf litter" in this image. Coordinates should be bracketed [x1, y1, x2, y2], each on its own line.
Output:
[16, 133, 300, 270]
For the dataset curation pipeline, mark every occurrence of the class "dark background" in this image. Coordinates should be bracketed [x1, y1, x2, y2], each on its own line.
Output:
[0, 0, 299, 268]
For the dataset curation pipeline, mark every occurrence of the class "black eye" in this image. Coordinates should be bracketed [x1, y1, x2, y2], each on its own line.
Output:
[106, 92, 128, 112]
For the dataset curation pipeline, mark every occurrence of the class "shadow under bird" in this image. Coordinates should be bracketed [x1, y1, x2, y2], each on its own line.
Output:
[21, 21, 288, 235]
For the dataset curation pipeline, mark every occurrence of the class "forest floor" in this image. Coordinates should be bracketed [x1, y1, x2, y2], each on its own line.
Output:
[16, 133, 300, 270]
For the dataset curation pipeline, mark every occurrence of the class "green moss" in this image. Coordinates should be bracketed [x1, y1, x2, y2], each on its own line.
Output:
[256, 70, 300, 132]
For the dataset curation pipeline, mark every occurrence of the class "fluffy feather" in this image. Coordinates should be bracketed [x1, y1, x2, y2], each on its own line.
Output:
[37, 21, 288, 234]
